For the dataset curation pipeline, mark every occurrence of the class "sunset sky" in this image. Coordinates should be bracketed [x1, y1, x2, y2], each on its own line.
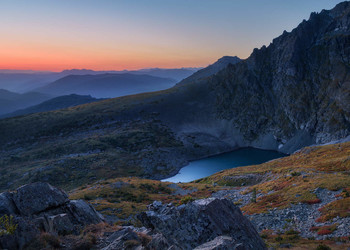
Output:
[0, 0, 345, 71]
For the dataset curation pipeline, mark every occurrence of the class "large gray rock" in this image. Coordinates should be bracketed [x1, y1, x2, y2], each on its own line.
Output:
[138, 198, 266, 250]
[48, 213, 75, 235]
[0, 182, 104, 250]
[67, 199, 104, 225]
[13, 182, 69, 216]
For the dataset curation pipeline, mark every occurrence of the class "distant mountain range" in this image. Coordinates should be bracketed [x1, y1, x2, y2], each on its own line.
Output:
[0, 67, 201, 93]
[35, 73, 178, 98]
[0, 94, 102, 118]
[0, 89, 52, 115]
[0, 67, 201, 116]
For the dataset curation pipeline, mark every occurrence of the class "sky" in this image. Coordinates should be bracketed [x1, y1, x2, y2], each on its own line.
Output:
[0, 0, 345, 71]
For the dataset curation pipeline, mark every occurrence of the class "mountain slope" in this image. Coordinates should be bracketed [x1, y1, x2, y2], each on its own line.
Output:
[36, 73, 177, 98]
[178, 56, 241, 85]
[0, 94, 102, 119]
[0, 2, 349, 191]
[0, 89, 53, 115]
[131, 67, 200, 82]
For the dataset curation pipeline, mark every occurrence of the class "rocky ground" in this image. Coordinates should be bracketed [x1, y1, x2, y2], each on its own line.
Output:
[99, 198, 266, 250]
[212, 187, 349, 240]
[0, 182, 267, 250]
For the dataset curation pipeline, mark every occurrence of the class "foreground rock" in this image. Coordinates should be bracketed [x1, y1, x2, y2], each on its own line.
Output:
[0, 182, 104, 249]
[101, 198, 266, 249]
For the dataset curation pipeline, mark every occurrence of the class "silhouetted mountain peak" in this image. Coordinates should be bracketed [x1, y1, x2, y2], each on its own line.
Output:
[178, 55, 241, 85]
[216, 56, 241, 64]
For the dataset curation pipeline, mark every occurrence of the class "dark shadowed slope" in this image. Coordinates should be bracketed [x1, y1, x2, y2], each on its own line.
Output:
[0, 89, 53, 115]
[36, 73, 177, 98]
[0, 2, 349, 191]
[0, 94, 103, 119]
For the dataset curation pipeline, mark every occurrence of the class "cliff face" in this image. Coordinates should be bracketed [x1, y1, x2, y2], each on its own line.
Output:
[151, 1, 350, 155]
[211, 2, 350, 151]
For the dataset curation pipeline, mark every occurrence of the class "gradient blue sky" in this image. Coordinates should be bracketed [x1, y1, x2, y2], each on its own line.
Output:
[0, 0, 345, 71]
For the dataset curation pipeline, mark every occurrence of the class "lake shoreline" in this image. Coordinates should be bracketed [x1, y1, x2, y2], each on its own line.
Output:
[162, 147, 287, 183]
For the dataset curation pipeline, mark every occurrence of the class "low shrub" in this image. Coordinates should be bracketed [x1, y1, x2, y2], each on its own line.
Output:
[291, 172, 301, 177]
[40, 232, 61, 248]
[285, 229, 299, 235]
[303, 199, 321, 205]
[0, 215, 17, 236]
[179, 196, 194, 205]
[310, 224, 337, 235]
[316, 244, 331, 250]
[317, 229, 332, 235]
[275, 236, 283, 242]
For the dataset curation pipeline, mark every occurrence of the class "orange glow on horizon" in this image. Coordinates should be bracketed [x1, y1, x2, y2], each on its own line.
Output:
[0, 47, 215, 71]
[0, 0, 342, 72]
[0, 38, 222, 71]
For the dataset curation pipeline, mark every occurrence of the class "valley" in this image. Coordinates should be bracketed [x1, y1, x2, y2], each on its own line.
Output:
[0, 1, 350, 249]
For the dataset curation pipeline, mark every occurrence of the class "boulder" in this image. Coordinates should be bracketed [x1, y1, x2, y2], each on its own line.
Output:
[48, 213, 75, 235]
[0, 182, 104, 250]
[13, 182, 69, 216]
[0, 192, 18, 215]
[67, 199, 104, 225]
[138, 198, 266, 250]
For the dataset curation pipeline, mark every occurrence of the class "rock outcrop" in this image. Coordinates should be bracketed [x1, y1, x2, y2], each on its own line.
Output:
[101, 198, 266, 250]
[139, 198, 266, 249]
[0, 182, 104, 249]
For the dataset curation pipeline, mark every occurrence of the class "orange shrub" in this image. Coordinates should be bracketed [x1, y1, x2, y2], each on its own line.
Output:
[318, 229, 332, 235]
[303, 199, 321, 205]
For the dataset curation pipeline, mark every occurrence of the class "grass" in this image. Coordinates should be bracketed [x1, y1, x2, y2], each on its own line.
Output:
[317, 197, 350, 222]
[69, 177, 224, 224]
[0, 85, 189, 192]
[0, 119, 184, 192]
[261, 228, 350, 249]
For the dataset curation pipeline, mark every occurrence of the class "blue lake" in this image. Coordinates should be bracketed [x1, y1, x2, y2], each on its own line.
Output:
[162, 148, 287, 183]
